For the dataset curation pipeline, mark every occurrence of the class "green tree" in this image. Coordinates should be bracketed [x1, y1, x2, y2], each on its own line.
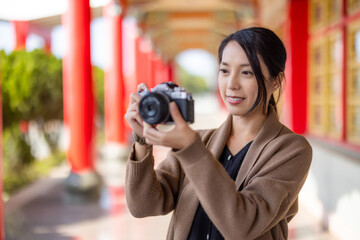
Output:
[1, 49, 63, 129]
[1, 49, 64, 193]
[175, 63, 209, 94]
[1, 49, 63, 154]
[93, 65, 104, 119]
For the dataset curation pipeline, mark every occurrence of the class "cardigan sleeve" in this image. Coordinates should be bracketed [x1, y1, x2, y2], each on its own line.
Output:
[125, 143, 183, 218]
[172, 133, 312, 240]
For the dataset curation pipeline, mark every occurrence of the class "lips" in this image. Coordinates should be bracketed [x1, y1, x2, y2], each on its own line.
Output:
[226, 95, 245, 104]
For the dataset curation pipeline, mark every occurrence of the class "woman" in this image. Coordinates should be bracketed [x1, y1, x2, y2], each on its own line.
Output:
[124, 27, 312, 240]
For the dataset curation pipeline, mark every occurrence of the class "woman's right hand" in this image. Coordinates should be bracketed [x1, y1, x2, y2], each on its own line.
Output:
[124, 83, 149, 138]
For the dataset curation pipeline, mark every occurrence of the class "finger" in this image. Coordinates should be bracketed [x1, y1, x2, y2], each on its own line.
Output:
[124, 111, 144, 136]
[134, 114, 143, 126]
[143, 122, 154, 136]
[130, 93, 141, 104]
[125, 111, 142, 126]
[169, 102, 186, 125]
[143, 122, 162, 138]
[143, 133, 159, 146]
[144, 127, 166, 145]
[130, 120, 143, 132]
[128, 101, 140, 112]
[137, 83, 149, 93]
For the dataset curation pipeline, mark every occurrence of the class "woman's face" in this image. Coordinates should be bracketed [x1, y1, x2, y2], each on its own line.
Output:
[218, 40, 274, 117]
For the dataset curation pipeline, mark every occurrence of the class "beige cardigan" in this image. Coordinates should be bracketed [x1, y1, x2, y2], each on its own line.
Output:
[125, 107, 312, 240]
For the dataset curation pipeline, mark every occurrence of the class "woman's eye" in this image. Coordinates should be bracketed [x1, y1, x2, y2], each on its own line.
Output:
[242, 70, 253, 76]
[220, 69, 229, 74]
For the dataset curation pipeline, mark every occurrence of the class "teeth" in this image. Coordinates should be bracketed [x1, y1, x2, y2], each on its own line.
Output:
[228, 96, 244, 101]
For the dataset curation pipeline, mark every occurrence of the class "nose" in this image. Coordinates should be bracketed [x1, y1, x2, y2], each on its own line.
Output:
[227, 73, 240, 90]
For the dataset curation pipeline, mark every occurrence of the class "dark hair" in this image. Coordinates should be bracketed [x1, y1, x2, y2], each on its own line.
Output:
[218, 27, 286, 114]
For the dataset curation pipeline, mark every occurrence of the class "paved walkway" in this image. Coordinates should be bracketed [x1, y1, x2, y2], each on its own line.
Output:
[4, 105, 338, 240]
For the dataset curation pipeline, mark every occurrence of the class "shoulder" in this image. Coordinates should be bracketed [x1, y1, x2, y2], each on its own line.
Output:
[266, 124, 312, 165]
[277, 125, 312, 151]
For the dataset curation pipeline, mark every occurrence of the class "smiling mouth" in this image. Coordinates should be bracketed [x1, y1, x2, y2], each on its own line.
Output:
[226, 96, 245, 104]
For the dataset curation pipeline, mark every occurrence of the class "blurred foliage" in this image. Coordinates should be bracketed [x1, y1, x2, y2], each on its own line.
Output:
[1, 49, 65, 195]
[176, 63, 209, 94]
[93, 65, 104, 119]
[0, 49, 106, 195]
[2, 123, 66, 195]
[0, 49, 63, 129]
[3, 130, 65, 195]
[2, 127, 34, 168]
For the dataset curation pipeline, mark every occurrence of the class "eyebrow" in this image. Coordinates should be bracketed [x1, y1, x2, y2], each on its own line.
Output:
[220, 62, 251, 67]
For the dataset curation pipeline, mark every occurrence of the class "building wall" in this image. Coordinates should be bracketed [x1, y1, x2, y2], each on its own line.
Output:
[306, 8, 360, 239]
[260, 0, 360, 239]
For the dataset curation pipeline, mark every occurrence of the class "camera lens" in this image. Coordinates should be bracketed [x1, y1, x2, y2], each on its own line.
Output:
[139, 92, 170, 124]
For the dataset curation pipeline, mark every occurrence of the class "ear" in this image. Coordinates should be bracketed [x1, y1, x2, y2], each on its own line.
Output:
[273, 72, 284, 91]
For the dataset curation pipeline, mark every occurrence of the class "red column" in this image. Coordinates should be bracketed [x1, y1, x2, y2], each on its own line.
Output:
[135, 37, 143, 86]
[12, 21, 28, 50]
[123, 19, 138, 140]
[167, 60, 175, 84]
[103, 1, 126, 145]
[142, 40, 151, 87]
[157, 59, 168, 84]
[66, 0, 95, 172]
[152, 53, 163, 85]
[147, 50, 155, 88]
[162, 60, 170, 83]
[123, 18, 137, 103]
[137, 37, 153, 87]
[44, 37, 51, 53]
[283, 0, 308, 134]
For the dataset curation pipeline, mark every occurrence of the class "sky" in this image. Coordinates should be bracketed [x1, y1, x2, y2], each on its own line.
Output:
[0, 0, 109, 20]
[0, 0, 218, 83]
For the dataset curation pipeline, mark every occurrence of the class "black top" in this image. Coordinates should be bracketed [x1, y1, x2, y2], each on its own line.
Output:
[187, 141, 253, 240]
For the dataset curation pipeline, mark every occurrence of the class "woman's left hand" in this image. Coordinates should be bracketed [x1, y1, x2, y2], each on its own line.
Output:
[143, 102, 197, 150]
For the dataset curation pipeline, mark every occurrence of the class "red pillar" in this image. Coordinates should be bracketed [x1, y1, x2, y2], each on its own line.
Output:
[66, 0, 95, 172]
[44, 37, 51, 53]
[147, 50, 155, 88]
[167, 60, 175, 84]
[152, 53, 163, 85]
[103, 1, 126, 145]
[136, 37, 146, 86]
[122, 18, 137, 103]
[137, 37, 153, 87]
[123, 19, 138, 140]
[135, 37, 143, 87]
[283, 0, 308, 134]
[162, 60, 170, 83]
[157, 59, 168, 84]
[12, 21, 28, 50]
[141, 38, 153, 88]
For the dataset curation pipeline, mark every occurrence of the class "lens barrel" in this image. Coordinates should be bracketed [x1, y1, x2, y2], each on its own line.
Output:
[139, 92, 170, 125]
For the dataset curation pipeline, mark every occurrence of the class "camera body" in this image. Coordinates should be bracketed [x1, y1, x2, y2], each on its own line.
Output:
[138, 82, 194, 125]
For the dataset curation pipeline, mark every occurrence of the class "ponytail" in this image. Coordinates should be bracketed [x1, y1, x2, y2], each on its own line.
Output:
[269, 94, 277, 113]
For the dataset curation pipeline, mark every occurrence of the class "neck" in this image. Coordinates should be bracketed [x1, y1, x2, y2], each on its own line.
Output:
[230, 108, 268, 142]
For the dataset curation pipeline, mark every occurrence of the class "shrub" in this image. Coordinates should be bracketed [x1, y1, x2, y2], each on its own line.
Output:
[1, 49, 64, 195]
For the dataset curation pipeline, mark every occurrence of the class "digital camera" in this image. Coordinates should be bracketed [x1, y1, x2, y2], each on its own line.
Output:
[138, 82, 194, 125]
